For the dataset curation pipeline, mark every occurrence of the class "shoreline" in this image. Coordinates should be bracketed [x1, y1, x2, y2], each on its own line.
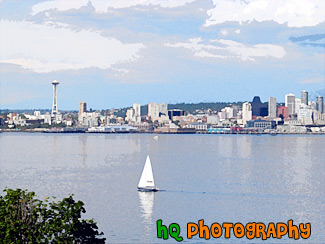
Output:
[1, 129, 324, 135]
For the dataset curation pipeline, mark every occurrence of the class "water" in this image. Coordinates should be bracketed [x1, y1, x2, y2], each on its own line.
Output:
[0, 133, 324, 243]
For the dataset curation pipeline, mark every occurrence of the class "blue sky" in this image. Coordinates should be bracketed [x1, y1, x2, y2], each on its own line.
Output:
[0, 0, 324, 110]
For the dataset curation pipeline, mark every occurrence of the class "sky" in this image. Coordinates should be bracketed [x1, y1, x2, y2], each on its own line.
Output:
[0, 0, 324, 110]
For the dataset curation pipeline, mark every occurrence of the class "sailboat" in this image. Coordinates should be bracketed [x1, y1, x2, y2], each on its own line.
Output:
[138, 155, 158, 192]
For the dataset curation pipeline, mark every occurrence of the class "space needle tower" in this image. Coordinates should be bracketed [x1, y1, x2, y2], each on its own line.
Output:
[51, 80, 59, 117]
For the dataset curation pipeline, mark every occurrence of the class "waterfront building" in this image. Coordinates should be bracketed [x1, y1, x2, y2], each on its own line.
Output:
[268, 97, 277, 118]
[242, 102, 252, 125]
[51, 80, 59, 117]
[80, 112, 100, 127]
[185, 122, 208, 131]
[297, 104, 313, 125]
[285, 93, 296, 116]
[317, 96, 324, 113]
[278, 106, 289, 119]
[246, 120, 276, 129]
[251, 96, 268, 117]
[301, 90, 308, 105]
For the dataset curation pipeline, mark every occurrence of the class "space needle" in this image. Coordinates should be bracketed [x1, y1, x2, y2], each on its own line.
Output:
[51, 80, 59, 117]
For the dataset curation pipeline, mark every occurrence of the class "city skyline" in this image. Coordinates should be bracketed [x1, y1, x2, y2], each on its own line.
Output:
[0, 0, 324, 110]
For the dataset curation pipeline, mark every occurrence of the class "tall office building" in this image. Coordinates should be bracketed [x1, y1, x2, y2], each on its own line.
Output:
[148, 102, 168, 121]
[268, 97, 277, 118]
[133, 103, 141, 117]
[251, 96, 268, 116]
[317, 96, 323, 113]
[133, 103, 141, 123]
[295, 98, 301, 114]
[51, 80, 59, 116]
[79, 102, 87, 123]
[301, 90, 308, 105]
[285, 93, 296, 116]
[242, 102, 252, 125]
[125, 103, 141, 123]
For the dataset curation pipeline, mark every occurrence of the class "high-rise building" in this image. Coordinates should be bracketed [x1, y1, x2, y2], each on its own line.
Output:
[126, 103, 141, 123]
[51, 80, 59, 117]
[148, 102, 158, 119]
[268, 97, 277, 118]
[242, 102, 252, 125]
[285, 93, 295, 116]
[251, 96, 268, 116]
[317, 96, 324, 113]
[295, 98, 301, 114]
[148, 102, 168, 121]
[301, 90, 308, 105]
[79, 102, 87, 123]
[133, 103, 141, 123]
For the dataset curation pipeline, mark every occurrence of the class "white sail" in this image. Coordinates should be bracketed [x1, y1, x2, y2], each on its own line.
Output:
[138, 155, 155, 188]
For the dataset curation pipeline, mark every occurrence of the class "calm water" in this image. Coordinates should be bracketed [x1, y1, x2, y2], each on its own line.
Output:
[0, 133, 324, 243]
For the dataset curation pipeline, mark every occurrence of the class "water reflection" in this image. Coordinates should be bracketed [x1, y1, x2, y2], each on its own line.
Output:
[138, 191, 154, 239]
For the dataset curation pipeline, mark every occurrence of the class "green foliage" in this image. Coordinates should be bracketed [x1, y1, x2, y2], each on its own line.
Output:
[0, 189, 105, 244]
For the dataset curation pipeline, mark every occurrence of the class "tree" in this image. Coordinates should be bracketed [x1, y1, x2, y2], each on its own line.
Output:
[0, 189, 105, 244]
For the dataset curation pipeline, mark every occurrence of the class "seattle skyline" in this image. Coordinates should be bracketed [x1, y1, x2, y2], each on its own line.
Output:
[0, 0, 324, 110]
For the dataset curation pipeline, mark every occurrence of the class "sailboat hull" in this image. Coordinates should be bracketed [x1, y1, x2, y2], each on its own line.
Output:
[137, 187, 158, 192]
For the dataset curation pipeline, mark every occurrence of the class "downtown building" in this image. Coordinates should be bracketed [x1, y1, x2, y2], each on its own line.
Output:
[126, 103, 141, 124]
[242, 102, 252, 125]
[268, 97, 277, 118]
[285, 93, 296, 116]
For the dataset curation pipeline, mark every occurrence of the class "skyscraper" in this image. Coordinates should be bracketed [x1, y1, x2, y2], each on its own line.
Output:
[133, 103, 141, 123]
[301, 90, 308, 105]
[317, 96, 323, 113]
[148, 102, 168, 121]
[242, 102, 252, 125]
[79, 102, 87, 123]
[133, 103, 141, 118]
[51, 80, 59, 117]
[268, 97, 277, 118]
[251, 96, 268, 116]
[285, 93, 295, 116]
[295, 98, 301, 114]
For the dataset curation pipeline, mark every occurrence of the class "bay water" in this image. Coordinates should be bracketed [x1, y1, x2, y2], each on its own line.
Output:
[0, 133, 324, 243]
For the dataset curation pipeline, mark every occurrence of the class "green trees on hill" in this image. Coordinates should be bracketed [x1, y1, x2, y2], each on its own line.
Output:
[0, 189, 105, 243]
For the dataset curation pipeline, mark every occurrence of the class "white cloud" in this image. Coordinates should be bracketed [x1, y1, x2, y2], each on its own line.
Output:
[32, 0, 196, 14]
[165, 37, 286, 61]
[300, 77, 324, 84]
[220, 29, 228, 36]
[0, 20, 145, 73]
[213, 39, 287, 61]
[205, 0, 325, 27]
[194, 51, 226, 59]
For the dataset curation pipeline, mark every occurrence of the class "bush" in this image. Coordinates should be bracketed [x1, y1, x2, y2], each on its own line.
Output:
[0, 189, 105, 243]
